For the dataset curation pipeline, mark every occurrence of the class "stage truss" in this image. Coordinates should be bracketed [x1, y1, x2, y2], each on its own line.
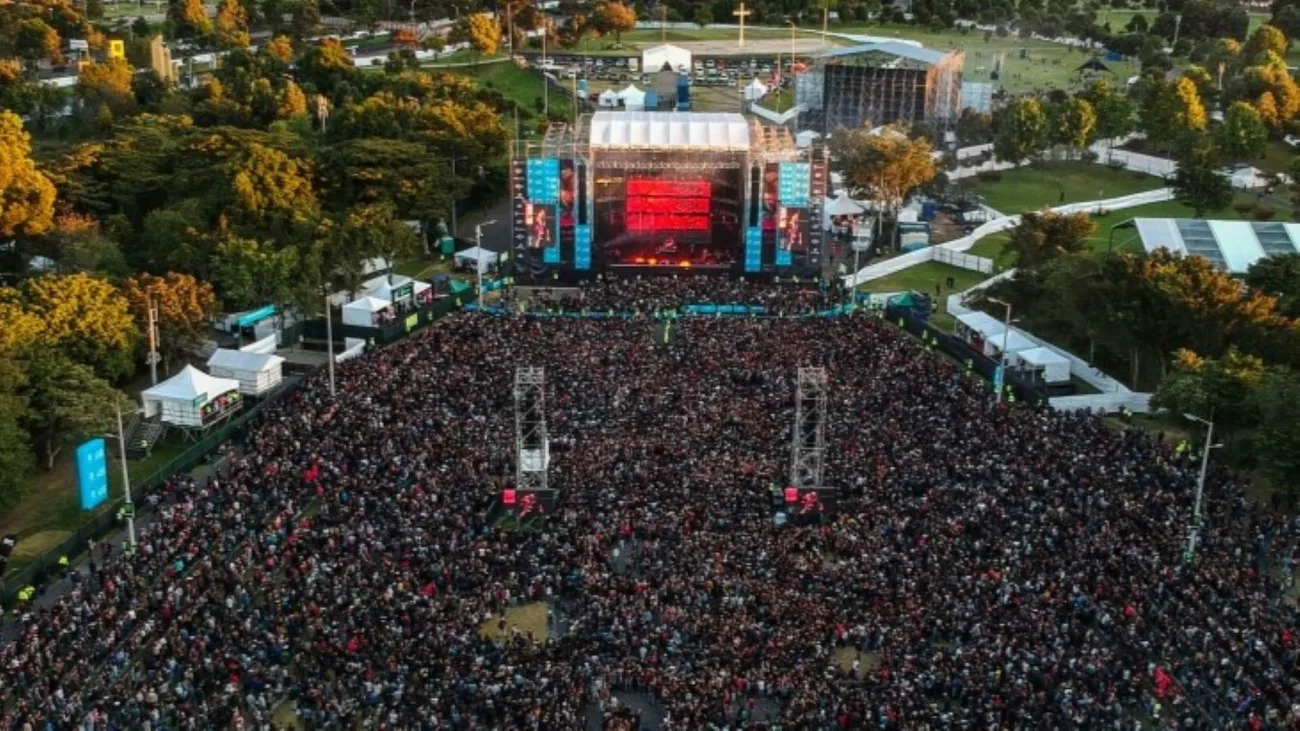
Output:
[790, 367, 828, 490]
[514, 366, 549, 493]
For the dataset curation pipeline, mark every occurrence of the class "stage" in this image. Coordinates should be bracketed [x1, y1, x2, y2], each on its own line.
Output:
[510, 111, 828, 281]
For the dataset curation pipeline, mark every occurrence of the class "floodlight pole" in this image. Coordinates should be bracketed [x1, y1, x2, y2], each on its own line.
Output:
[146, 299, 160, 386]
[476, 220, 497, 301]
[988, 297, 1012, 405]
[325, 294, 336, 399]
[1185, 411, 1215, 560]
[114, 403, 136, 550]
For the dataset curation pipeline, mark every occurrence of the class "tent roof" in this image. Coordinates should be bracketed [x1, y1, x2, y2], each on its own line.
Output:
[1017, 346, 1069, 366]
[589, 111, 750, 151]
[344, 295, 392, 312]
[826, 192, 865, 216]
[455, 246, 498, 262]
[991, 331, 1038, 353]
[1135, 218, 1300, 274]
[207, 348, 285, 372]
[745, 78, 768, 90]
[955, 311, 1005, 337]
[598, 88, 619, 99]
[1077, 57, 1112, 73]
[822, 41, 950, 66]
[141, 365, 239, 402]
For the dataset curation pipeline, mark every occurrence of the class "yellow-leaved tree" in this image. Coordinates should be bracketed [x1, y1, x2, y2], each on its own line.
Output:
[120, 272, 219, 375]
[0, 111, 57, 238]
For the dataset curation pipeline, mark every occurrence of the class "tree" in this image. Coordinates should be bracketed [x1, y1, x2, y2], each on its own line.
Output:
[291, 0, 321, 39]
[297, 37, 358, 93]
[1125, 13, 1149, 33]
[1137, 76, 1207, 153]
[829, 124, 937, 231]
[1244, 23, 1288, 60]
[992, 98, 1048, 165]
[0, 111, 57, 239]
[1245, 252, 1300, 318]
[463, 12, 501, 61]
[694, 7, 714, 27]
[955, 107, 992, 146]
[1004, 211, 1096, 270]
[215, 0, 251, 49]
[20, 350, 129, 469]
[0, 363, 33, 509]
[1252, 367, 1300, 492]
[1172, 142, 1232, 217]
[4, 272, 140, 381]
[1082, 82, 1135, 141]
[132, 16, 152, 38]
[168, 0, 213, 39]
[227, 141, 318, 223]
[1215, 101, 1268, 161]
[261, 34, 295, 65]
[77, 58, 137, 123]
[1152, 347, 1266, 435]
[87, 0, 105, 20]
[120, 272, 218, 375]
[593, 1, 637, 42]
[211, 235, 299, 311]
[1273, 6, 1300, 44]
[15, 19, 62, 69]
[1051, 97, 1097, 157]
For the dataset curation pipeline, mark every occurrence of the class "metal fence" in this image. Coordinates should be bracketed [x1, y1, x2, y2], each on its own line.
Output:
[930, 247, 994, 274]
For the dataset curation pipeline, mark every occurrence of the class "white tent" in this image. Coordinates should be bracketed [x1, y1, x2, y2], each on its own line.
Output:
[642, 43, 691, 73]
[598, 88, 620, 108]
[985, 330, 1038, 360]
[795, 130, 821, 148]
[742, 78, 769, 101]
[342, 295, 393, 327]
[454, 246, 498, 274]
[140, 365, 241, 428]
[367, 274, 416, 304]
[1014, 347, 1071, 384]
[588, 111, 751, 151]
[413, 279, 434, 306]
[207, 349, 286, 396]
[955, 311, 1005, 341]
[618, 84, 647, 112]
[826, 192, 866, 217]
[240, 334, 279, 355]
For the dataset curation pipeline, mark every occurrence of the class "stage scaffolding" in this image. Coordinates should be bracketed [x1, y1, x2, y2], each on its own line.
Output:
[796, 46, 964, 134]
[790, 367, 828, 490]
[514, 367, 549, 493]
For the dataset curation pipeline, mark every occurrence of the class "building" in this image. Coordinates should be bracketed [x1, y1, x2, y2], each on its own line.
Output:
[148, 36, 176, 83]
[1134, 218, 1300, 274]
[795, 41, 963, 134]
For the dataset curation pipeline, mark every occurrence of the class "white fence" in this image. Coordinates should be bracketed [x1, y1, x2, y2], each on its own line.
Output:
[931, 247, 993, 273]
[749, 103, 806, 125]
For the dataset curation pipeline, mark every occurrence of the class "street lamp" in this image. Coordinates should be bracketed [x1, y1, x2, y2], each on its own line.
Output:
[105, 403, 138, 552]
[475, 220, 498, 301]
[1183, 411, 1223, 560]
[987, 296, 1013, 406]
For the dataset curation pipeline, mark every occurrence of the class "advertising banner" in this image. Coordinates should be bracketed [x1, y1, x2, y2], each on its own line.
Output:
[76, 438, 109, 511]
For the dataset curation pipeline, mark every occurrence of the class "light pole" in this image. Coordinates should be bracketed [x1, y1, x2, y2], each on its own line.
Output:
[988, 296, 1012, 405]
[112, 404, 137, 551]
[325, 294, 336, 399]
[475, 220, 498, 301]
[1183, 411, 1222, 560]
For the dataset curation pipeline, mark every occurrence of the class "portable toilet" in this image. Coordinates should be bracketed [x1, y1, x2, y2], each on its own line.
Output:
[677, 74, 691, 110]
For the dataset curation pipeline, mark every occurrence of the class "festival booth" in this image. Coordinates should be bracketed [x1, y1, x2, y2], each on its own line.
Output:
[618, 85, 647, 112]
[598, 89, 620, 108]
[206, 349, 286, 396]
[454, 246, 498, 274]
[367, 274, 416, 307]
[796, 130, 822, 148]
[954, 311, 1005, 353]
[140, 365, 242, 433]
[342, 296, 395, 327]
[742, 78, 769, 102]
[985, 330, 1037, 362]
[1013, 346, 1071, 384]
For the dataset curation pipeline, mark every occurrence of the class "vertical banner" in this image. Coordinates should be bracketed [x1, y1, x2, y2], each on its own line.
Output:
[775, 205, 792, 268]
[575, 225, 592, 269]
[745, 227, 762, 272]
[777, 162, 812, 270]
[527, 158, 561, 265]
[556, 159, 576, 267]
[807, 160, 828, 270]
[510, 158, 530, 273]
[76, 438, 109, 511]
[778, 162, 811, 206]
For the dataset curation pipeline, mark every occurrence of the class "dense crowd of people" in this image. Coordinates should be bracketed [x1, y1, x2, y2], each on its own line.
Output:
[3, 276, 1300, 730]
[512, 274, 840, 316]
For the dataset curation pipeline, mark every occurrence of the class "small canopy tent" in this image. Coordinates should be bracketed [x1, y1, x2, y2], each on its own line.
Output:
[598, 88, 620, 107]
[141, 365, 242, 428]
[742, 78, 769, 101]
[454, 246, 498, 274]
[955, 311, 1005, 345]
[618, 84, 647, 111]
[985, 330, 1038, 361]
[1014, 346, 1071, 384]
[795, 130, 821, 148]
[207, 349, 286, 396]
[367, 274, 417, 306]
[826, 192, 866, 217]
[342, 295, 394, 327]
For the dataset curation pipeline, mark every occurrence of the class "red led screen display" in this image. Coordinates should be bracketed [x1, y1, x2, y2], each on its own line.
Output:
[625, 197, 711, 214]
[626, 213, 711, 231]
[627, 179, 711, 197]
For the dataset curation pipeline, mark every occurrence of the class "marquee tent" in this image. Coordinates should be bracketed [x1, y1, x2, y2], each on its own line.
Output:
[598, 88, 620, 107]
[955, 311, 1004, 339]
[642, 43, 691, 73]
[342, 296, 393, 327]
[207, 349, 286, 396]
[1014, 346, 1071, 384]
[140, 365, 241, 428]
[742, 78, 769, 101]
[618, 84, 647, 111]
[589, 111, 750, 151]
[454, 246, 498, 274]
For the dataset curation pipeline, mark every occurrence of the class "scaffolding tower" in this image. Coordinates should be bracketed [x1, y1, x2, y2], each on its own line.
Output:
[514, 367, 550, 493]
[790, 367, 828, 490]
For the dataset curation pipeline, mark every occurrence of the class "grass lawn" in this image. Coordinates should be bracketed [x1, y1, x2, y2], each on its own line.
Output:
[962, 162, 1165, 215]
[1254, 139, 1296, 176]
[454, 62, 574, 122]
[479, 601, 549, 644]
[393, 255, 471, 282]
[833, 647, 881, 679]
[1, 438, 186, 579]
[762, 87, 795, 112]
[860, 261, 989, 331]
[551, 27, 841, 55]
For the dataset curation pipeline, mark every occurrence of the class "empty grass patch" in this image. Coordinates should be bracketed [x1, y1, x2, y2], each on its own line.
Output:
[833, 647, 881, 679]
[479, 601, 549, 644]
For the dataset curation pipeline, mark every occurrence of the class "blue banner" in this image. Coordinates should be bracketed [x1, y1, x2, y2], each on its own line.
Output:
[778, 162, 811, 206]
[76, 438, 109, 511]
[776, 247, 792, 268]
[744, 227, 762, 273]
[574, 225, 592, 270]
[236, 304, 276, 328]
[526, 158, 560, 203]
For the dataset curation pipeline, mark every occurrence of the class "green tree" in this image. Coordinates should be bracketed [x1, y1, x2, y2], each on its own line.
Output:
[1051, 97, 1097, 157]
[215, 0, 251, 49]
[20, 350, 130, 469]
[291, 0, 321, 39]
[992, 98, 1048, 165]
[1152, 347, 1266, 434]
[1215, 101, 1268, 161]
[1172, 141, 1232, 217]
[1005, 211, 1096, 269]
[1244, 23, 1288, 60]
[297, 37, 357, 95]
[694, 7, 714, 27]
[15, 19, 62, 69]
[0, 362, 33, 509]
[168, 0, 213, 39]
[86, 0, 105, 20]
[211, 235, 299, 310]
[0, 111, 57, 239]
[955, 107, 992, 146]
[829, 123, 937, 235]
[1252, 367, 1300, 492]
[132, 16, 152, 38]
[1244, 252, 1300, 317]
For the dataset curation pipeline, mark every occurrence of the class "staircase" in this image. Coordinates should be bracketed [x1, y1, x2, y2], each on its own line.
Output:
[125, 415, 165, 460]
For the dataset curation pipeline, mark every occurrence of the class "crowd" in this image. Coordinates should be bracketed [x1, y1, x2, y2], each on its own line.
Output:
[3, 277, 1300, 730]
[512, 274, 840, 316]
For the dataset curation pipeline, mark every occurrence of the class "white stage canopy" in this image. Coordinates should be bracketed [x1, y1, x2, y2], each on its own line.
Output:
[588, 111, 751, 151]
[642, 43, 691, 73]
[1015, 347, 1071, 384]
[454, 246, 498, 274]
[141, 365, 241, 428]
[207, 349, 286, 396]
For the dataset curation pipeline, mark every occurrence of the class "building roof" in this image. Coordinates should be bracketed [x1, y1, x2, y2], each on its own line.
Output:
[821, 41, 951, 66]
[1134, 218, 1300, 274]
[588, 111, 750, 151]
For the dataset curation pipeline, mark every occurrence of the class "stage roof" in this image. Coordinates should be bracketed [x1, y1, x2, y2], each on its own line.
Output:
[821, 41, 951, 66]
[1134, 218, 1300, 274]
[588, 112, 751, 151]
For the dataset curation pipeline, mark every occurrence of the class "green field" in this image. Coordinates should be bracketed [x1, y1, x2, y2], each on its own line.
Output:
[1093, 9, 1268, 36]
[860, 261, 988, 331]
[453, 61, 574, 125]
[963, 162, 1166, 215]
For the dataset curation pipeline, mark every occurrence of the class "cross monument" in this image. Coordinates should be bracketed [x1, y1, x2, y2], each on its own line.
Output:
[733, 2, 751, 47]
